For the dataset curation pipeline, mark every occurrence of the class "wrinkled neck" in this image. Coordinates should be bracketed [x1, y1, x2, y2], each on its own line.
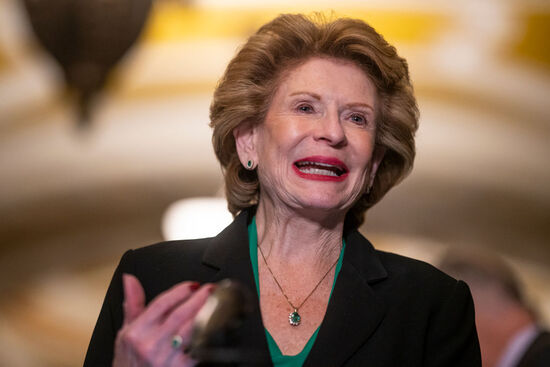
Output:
[254, 198, 344, 269]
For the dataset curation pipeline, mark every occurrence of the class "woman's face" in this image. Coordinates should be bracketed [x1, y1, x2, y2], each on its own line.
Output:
[236, 57, 384, 217]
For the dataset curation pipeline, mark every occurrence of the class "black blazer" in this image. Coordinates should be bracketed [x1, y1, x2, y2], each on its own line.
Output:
[84, 210, 481, 366]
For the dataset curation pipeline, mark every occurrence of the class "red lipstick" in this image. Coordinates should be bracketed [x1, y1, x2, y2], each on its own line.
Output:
[293, 156, 349, 182]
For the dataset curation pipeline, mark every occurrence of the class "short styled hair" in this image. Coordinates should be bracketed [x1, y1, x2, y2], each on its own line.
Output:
[210, 13, 419, 229]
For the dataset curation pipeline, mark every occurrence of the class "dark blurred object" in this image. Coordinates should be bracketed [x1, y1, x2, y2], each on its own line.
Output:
[22, 0, 152, 128]
[439, 249, 550, 367]
[188, 279, 265, 364]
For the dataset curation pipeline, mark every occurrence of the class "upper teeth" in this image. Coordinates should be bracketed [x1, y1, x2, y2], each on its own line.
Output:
[299, 167, 339, 176]
[297, 161, 339, 169]
[296, 161, 344, 176]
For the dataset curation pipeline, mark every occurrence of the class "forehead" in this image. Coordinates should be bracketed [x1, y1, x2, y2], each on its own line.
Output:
[273, 57, 377, 101]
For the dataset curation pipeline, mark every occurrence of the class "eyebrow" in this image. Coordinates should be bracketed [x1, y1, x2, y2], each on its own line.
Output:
[289, 91, 322, 100]
[346, 102, 375, 112]
[289, 91, 375, 111]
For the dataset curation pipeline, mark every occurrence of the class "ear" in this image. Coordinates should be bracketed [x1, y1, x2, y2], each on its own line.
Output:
[368, 145, 386, 188]
[233, 122, 259, 168]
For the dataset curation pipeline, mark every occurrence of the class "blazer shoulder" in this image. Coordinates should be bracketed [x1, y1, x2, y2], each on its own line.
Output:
[132, 237, 212, 259]
[373, 250, 480, 365]
[122, 237, 219, 300]
[346, 230, 457, 290]
[372, 249, 466, 303]
[376, 249, 457, 284]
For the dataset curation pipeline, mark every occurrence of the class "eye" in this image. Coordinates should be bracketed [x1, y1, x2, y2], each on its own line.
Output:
[296, 103, 314, 113]
[349, 113, 367, 125]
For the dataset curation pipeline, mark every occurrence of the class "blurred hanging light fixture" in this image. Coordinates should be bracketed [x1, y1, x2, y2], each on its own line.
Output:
[23, 0, 152, 129]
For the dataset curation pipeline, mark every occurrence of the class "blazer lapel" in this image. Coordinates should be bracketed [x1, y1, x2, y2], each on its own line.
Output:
[201, 210, 272, 365]
[202, 210, 256, 286]
[305, 230, 388, 366]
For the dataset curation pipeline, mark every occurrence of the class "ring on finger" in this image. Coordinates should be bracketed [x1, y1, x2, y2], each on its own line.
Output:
[171, 334, 183, 349]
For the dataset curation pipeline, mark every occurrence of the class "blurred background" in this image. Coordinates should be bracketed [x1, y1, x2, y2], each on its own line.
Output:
[1, 0, 549, 365]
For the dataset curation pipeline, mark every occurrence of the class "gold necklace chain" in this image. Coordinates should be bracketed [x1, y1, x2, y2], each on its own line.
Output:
[258, 243, 340, 326]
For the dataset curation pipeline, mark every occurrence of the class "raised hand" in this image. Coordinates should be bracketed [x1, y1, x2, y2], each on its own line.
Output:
[113, 274, 214, 367]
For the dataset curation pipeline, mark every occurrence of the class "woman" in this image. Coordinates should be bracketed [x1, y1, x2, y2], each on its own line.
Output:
[84, 14, 481, 366]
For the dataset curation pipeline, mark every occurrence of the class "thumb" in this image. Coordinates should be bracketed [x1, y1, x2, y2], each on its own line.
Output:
[122, 273, 145, 326]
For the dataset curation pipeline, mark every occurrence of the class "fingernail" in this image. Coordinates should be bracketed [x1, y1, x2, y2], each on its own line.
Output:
[189, 282, 200, 291]
[208, 284, 217, 294]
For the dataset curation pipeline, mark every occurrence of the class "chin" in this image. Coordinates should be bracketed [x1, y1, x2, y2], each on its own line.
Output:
[295, 195, 350, 214]
[302, 186, 356, 205]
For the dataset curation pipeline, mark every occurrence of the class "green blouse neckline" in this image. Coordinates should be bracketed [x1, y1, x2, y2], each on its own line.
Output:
[248, 216, 346, 367]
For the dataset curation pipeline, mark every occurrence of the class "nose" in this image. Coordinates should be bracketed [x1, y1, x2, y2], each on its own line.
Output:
[313, 110, 347, 147]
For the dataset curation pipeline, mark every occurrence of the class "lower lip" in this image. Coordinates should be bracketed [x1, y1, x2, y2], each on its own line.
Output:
[292, 165, 348, 182]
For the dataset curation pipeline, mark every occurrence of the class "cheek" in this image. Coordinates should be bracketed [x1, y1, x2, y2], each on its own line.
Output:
[262, 124, 303, 161]
[351, 138, 376, 172]
[271, 120, 303, 144]
[256, 137, 292, 183]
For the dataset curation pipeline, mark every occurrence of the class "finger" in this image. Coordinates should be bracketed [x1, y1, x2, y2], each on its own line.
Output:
[161, 284, 216, 331]
[122, 273, 145, 326]
[173, 318, 196, 352]
[138, 310, 199, 367]
[138, 285, 211, 367]
[137, 281, 200, 326]
[146, 284, 214, 366]
[149, 285, 215, 359]
[162, 320, 198, 367]
[171, 351, 197, 367]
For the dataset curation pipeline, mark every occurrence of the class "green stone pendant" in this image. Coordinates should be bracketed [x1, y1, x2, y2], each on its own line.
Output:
[289, 309, 301, 326]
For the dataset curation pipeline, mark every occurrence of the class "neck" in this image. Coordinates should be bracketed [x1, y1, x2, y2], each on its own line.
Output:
[254, 198, 345, 268]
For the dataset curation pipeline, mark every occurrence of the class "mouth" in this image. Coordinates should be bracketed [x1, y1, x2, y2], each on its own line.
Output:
[293, 156, 349, 181]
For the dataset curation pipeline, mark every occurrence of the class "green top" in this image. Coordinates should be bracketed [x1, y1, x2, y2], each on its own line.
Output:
[248, 216, 346, 367]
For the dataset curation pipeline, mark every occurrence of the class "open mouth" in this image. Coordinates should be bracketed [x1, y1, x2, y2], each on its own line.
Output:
[295, 161, 346, 177]
[293, 156, 349, 180]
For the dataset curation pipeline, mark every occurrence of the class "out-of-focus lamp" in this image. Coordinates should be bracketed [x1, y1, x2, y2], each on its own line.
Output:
[22, 0, 152, 128]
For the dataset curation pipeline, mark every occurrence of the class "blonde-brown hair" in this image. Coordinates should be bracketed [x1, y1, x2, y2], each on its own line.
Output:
[210, 13, 419, 229]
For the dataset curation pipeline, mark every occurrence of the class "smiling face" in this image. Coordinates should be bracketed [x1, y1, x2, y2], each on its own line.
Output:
[234, 57, 384, 220]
